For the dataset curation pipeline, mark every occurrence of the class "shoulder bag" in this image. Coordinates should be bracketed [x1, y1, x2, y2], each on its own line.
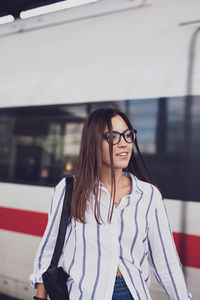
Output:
[42, 176, 74, 300]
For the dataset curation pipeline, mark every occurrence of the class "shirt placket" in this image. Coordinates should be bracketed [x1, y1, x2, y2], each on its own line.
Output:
[104, 207, 121, 300]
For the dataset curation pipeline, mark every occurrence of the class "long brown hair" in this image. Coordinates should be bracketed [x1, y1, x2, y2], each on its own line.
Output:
[70, 108, 154, 224]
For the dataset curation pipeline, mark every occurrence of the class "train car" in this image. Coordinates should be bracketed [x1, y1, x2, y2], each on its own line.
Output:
[0, 0, 200, 299]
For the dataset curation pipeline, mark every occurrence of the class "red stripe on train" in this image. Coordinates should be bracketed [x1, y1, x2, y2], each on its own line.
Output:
[173, 232, 200, 269]
[0, 206, 200, 269]
[0, 206, 48, 237]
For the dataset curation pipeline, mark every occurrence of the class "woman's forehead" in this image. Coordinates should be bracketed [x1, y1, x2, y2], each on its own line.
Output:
[108, 115, 129, 131]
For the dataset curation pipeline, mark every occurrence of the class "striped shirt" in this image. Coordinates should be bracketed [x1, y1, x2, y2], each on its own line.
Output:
[30, 173, 192, 300]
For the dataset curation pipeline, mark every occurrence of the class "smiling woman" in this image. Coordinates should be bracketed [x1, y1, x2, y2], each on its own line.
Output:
[30, 108, 192, 300]
[102, 117, 134, 171]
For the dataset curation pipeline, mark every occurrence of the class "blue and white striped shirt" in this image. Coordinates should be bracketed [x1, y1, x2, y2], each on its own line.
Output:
[30, 173, 191, 300]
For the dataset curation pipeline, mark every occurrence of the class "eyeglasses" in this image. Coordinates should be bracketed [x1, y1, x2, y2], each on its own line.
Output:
[103, 129, 137, 145]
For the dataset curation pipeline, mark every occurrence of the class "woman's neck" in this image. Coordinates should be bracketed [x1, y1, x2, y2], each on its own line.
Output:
[100, 166, 125, 190]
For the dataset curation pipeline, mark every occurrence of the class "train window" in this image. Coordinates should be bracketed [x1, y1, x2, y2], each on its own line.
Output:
[0, 96, 199, 203]
[127, 99, 158, 154]
[0, 105, 87, 186]
[190, 96, 200, 201]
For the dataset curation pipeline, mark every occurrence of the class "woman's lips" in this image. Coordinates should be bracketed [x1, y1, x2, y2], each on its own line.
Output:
[116, 152, 129, 157]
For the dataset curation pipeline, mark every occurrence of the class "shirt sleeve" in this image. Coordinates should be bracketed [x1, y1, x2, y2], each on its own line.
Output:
[147, 190, 192, 300]
[29, 178, 66, 288]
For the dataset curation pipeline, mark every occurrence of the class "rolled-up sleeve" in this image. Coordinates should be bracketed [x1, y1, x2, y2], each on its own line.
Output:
[147, 192, 192, 299]
[29, 178, 66, 288]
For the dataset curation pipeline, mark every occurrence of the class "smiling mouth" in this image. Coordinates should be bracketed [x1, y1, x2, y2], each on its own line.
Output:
[117, 152, 128, 156]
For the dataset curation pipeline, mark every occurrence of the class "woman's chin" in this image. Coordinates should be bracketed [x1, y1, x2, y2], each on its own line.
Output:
[114, 162, 129, 170]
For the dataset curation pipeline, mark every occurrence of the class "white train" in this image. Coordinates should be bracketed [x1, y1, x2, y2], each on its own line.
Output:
[0, 0, 199, 299]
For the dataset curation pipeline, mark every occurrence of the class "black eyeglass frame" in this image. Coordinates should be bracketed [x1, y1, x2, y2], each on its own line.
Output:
[103, 129, 137, 145]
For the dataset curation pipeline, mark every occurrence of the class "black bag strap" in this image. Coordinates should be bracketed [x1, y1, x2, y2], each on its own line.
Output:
[50, 176, 74, 268]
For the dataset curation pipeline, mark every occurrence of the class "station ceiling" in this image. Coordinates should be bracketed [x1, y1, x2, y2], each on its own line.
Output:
[0, 0, 63, 18]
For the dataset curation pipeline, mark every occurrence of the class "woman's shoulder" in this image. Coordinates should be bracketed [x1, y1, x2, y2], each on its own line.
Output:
[55, 177, 66, 191]
[131, 173, 162, 204]
[55, 175, 74, 189]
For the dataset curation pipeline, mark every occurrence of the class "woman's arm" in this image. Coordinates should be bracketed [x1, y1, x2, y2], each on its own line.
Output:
[29, 178, 67, 290]
[147, 190, 192, 299]
[35, 283, 47, 299]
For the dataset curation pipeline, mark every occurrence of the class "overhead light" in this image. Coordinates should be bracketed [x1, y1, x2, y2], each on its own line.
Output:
[20, 0, 98, 19]
[0, 15, 14, 25]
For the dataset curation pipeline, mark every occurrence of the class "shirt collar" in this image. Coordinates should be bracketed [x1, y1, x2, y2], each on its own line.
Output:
[99, 172, 143, 196]
[92, 173, 143, 212]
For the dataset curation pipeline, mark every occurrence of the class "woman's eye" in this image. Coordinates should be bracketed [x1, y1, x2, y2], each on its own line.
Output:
[112, 134, 118, 140]
[126, 131, 133, 139]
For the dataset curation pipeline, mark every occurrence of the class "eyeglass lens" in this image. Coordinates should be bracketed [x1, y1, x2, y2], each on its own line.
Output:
[106, 129, 136, 145]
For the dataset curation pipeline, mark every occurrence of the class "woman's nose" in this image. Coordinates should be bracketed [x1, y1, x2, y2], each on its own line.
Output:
[117, 136, 128, 147]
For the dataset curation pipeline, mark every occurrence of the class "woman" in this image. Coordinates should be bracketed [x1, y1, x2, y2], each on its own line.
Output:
[30, 108, 192, 300]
